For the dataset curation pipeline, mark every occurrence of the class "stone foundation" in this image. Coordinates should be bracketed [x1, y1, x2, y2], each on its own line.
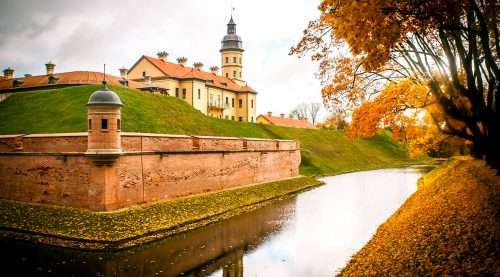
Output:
[0, 133, 300, 211]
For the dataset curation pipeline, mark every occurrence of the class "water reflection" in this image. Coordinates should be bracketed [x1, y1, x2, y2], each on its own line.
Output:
[1, 165, 433, 277]
[1, 197, 296, 277]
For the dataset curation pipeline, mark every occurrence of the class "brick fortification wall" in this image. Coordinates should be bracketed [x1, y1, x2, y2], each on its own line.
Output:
[0, 133, 300, 211]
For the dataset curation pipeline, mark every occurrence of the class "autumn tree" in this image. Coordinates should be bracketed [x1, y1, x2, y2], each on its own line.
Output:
[291, 0, 499, 170]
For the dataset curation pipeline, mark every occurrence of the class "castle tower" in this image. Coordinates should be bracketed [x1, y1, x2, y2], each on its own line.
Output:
[86, 81, 124, 165]
[220, 16, 245, 86]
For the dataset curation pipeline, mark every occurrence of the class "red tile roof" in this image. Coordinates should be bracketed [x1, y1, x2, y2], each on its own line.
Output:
[140, 56, 256, 94]
[0, 71, 141, 92]
[258, 114, 318, 129]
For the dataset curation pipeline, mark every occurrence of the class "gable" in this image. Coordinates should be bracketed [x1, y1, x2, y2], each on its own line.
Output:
[127, 57, 168, 80]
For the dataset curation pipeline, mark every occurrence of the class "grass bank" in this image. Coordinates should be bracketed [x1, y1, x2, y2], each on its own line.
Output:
[339, 157, 499, 276]
[0, 85, 429, 176]
[0, 176, 323, 250]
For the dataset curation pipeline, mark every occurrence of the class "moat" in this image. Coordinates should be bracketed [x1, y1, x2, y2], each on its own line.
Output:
[0, 165, 434, 276]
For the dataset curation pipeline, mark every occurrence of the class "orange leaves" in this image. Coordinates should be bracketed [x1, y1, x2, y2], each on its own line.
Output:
[348, 79, 444, 158]
[339, 159, 500, 275]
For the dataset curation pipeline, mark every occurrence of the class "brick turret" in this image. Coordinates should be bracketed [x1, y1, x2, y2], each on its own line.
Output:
[86, 81, 123, 165]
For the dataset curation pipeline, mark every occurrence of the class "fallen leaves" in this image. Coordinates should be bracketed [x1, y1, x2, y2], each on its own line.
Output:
[339, 158, 499, 276]
[0, 177, 323, 250]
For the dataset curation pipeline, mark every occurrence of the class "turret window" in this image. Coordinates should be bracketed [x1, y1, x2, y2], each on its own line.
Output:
[101, 119, 108, 130]
[239, 72, 241, 77]
[88, 119, 92, 131]
[175, 88, 179, 97]
[182, 89, 186, 99]
[239, 99, 243, 108]
[225, 57, 228, 63]
[117, 119, 121, 131]
[198, 89, 201, 99]
[251, 99, 254, 108]
[226, 73, 229, 77]
[232, 98, 235, 107]
[239, 58, 241, 64]
[233, 71, 236, 77]
[233, 57, 236, 63]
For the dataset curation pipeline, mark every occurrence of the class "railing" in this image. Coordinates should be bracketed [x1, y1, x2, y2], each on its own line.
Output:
[208, 101, 228, 109]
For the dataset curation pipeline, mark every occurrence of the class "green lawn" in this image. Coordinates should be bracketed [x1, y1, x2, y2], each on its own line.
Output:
[0, 85, 428, 176]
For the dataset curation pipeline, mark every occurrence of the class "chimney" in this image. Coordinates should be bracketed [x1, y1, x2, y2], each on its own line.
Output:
[177, 57, 187, 67]
[3, 67, 14, 80]
[193, 62, 204, 71]
[280, 113, 285, 118]
[209, 66, 219, 75]
[45, 61, 55, 75]
[267, 111, 273, 116]
[157, 51, 169, 62]
[144, 75, 152, 84]
[119, 67, 128, 79]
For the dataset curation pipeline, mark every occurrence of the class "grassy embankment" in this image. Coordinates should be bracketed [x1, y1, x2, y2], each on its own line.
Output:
[0, 84, 428, 176]
[0, 85, 428, 249]
[0, 177, 323, 250]
[339, 157, 499, 276]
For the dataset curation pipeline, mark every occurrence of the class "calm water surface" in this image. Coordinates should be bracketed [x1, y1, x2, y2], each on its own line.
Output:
[0, 165, 434, 276]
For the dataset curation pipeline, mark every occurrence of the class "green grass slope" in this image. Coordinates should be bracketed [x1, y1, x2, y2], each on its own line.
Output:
[0, 85, 427, 176]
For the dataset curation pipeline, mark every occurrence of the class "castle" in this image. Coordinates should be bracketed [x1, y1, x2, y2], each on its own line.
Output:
[123, 16, 257, 122]
[1, 16, 257, 124]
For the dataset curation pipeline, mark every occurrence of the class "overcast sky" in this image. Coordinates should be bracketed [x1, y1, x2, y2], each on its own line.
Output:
[0, 0, 327, 120]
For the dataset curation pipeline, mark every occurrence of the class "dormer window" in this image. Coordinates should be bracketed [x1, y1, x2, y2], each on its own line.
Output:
[48, 75, 60, 84]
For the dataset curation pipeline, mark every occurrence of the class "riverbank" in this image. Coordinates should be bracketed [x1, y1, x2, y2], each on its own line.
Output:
[339, 157, 499, 275]
[0, 176, 323, 251]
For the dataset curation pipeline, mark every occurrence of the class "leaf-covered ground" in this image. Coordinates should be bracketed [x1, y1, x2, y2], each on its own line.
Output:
[339, 157, 499, 276]
[0, 176, 323, 250]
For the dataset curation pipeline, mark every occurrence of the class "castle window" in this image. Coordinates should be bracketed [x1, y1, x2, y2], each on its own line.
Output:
[225, 97, 228, 107]
[251, 99, 254, 108]
[117, 119, 121, 131]
[251, 116, 254, 122]
[231, 116, 235, 120]
[142, 71, 146, 77]
[226, 73, 228, 77]
[88, 119, 92, 130]
[233, 57, 236, 63]
[239, 72, 241, 77]
[232, 98, 234, 108]
[101, 119, 108, 130]
[239, 99, 242, 108]
[175, 88, 179, 97]
[233, 71, 236, 77]
[239, 58, 242, 64]
[198, 89, 201, 99]
[238, 117, 243, 122]
[182, 89, 186, 99]
[225, 57, 228, 63]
